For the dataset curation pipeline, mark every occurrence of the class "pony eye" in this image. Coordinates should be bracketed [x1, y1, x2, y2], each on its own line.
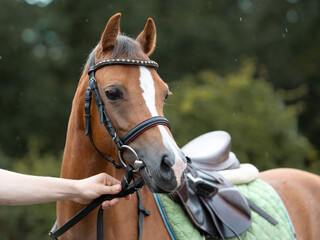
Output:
[164, 91, 171, 102]
[164, 93, 169, 102]
[105, 89, 122, 101]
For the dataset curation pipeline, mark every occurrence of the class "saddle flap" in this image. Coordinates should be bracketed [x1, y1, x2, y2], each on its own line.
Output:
[176, 165, 252, 239]
[177, 183, 220, 237]
[201, 189, 251, 238]
[177, 182, 205, 227]
[219, 188, 251, 218]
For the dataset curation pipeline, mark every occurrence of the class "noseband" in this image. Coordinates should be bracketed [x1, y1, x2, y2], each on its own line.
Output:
[85, 54, 170, 170]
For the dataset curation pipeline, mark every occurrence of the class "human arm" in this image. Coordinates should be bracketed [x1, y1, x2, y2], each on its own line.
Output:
[0, 169, 129, 208]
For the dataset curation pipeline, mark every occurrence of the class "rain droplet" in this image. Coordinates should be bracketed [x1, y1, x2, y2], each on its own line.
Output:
[286, 9, 299, 23]
[22, 28, 37, 44]
[238, 0, 253, 12]
[239, 17, 243, 22]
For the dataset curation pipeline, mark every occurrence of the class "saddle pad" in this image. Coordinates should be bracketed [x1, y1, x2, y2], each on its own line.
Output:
[154, 179, 296, 240]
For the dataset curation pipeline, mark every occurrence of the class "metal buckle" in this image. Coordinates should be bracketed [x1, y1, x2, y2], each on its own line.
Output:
[118, 145, 145, 172]
[187, 173, 219, 198]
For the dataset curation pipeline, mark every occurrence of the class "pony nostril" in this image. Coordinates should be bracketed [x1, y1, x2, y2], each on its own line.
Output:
[160, 155, 174, 180]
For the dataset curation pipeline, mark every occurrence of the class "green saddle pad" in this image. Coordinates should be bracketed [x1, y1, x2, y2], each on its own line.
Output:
[154, 178, 296, 240]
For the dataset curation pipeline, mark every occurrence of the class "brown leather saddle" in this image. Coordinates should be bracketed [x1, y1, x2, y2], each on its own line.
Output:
[175, 131, 252, 239]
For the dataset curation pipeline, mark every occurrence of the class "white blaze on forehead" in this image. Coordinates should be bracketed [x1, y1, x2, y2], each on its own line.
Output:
[139, 67, 158, 117]
[139, 66, 186, 187]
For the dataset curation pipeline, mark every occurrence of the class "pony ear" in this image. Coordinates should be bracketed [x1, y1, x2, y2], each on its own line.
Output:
[99, 13, 121, 53]
[136, 18, 156, 56]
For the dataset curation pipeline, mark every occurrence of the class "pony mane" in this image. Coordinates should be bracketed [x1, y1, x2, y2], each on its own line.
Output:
[84, 33, 145, 72]
[111, 34, 145, 58]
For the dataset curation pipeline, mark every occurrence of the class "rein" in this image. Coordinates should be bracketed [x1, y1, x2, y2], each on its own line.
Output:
[49, 165, 144, 240]
[50, 54, 170, 239]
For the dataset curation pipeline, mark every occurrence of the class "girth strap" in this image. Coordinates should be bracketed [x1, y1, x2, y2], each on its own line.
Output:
[246, 198, 279, 226]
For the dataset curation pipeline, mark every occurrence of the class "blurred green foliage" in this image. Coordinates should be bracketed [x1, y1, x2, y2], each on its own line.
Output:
[165, 61, 317, 172]
[0, 139, 61, 240]
[0, 0, 319, 238]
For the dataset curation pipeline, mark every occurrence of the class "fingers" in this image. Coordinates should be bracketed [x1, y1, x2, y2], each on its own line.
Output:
[101, 194, 132, 210]
[101, 198, 120, 209]
[95, 173, 133, 210]
[105, 184, 121, 194]
[125, 194, 131, 200]
[100, 173, 121, 186]
[105, 184, 131, 200]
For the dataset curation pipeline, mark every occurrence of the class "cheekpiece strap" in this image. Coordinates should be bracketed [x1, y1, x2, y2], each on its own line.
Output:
[88, 58, 159, 74]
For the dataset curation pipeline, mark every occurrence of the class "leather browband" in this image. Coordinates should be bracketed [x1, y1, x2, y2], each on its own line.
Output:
[88, 58, 159, 74]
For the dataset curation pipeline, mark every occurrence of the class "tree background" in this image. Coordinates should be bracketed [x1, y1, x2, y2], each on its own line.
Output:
[0, 0, 319, 238]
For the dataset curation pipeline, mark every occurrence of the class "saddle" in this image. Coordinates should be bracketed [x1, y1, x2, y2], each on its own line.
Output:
[182, 131, 240, 172]
[174, 131, 259, 239]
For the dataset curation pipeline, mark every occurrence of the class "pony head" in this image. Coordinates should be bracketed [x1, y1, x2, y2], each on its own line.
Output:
[85, 13, 187, 193]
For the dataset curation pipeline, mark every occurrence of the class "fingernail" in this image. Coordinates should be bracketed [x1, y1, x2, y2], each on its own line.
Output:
[114, 184, 121, 191]
[111, 199, 120, 206]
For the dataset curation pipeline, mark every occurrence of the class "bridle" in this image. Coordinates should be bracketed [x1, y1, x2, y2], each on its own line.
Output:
[85, 54, 171, 170]
[49, 53, 171, 240]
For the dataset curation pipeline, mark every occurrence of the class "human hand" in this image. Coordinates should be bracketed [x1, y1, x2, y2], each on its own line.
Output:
[72, 173, 131, 209]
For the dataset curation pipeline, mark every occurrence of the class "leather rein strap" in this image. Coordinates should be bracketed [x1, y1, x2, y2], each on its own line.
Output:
[49, 165, 144, 239]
